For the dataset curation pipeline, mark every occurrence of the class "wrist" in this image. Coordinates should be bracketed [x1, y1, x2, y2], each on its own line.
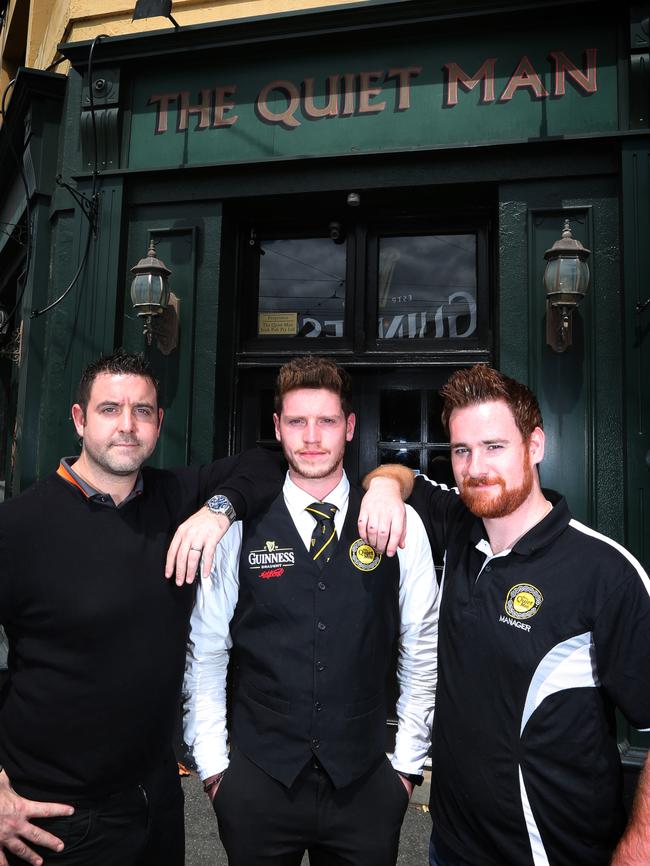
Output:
[203, 769, 227, 798]
[363, 466, 413, 499]
[204, 507, 231, 527]
[397, 771, 423, 787]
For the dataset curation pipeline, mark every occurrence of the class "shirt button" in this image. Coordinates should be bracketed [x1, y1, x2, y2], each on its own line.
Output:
[316, 661, 325, 671]
[312, 738, 320, 749]
[317, 621, 326, 631]
[484, 565, 492, 572]
[318, 581, 326, 591]
[315, 701, 322, 711]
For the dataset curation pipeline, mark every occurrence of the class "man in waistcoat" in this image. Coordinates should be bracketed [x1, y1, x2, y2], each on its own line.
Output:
[184, 356, 438, 866]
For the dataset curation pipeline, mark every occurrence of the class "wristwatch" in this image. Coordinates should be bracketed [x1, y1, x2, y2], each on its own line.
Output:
[205, 494, 237, 524]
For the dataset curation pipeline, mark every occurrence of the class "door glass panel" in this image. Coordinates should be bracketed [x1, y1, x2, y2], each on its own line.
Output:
[427, 391, 447, 442]
[258, 389, 277, 443]
[378, 447, 420, 470]
[258, 238, 346, 338]
[426, 450, 456, 488]
[377, 235, 477, 340]
[380, 390, 420, 442]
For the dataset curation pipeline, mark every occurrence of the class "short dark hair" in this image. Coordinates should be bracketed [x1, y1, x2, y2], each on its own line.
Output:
[76, 349, 160, 413]
[440, 364, 543, 440]
[274, 356, 353, 417]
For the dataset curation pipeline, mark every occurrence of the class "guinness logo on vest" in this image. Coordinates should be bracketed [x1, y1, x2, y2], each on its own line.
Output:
[248, 542, 296, 570]
[349, 539, 382, 572]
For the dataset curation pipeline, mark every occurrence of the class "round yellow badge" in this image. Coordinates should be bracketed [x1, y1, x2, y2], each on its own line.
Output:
[349, 539, 382, 572]
[504, 583, 543, 620]
[513, 591, 536, 614]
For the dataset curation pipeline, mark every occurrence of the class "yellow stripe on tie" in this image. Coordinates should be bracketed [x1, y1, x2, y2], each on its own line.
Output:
[313, 528, 337, 561]
[306, 501, 338, 568]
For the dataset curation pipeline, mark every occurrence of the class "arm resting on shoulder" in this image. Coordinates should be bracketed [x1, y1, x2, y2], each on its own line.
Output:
[166, 447, 285, 584]
[207, 448, 285, 521]
[610, 755, 650, 866]
[358, 465, 415, 556]
[362, 464, 415, 499]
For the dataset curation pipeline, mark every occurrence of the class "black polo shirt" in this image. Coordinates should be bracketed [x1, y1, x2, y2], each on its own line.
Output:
[409, 477, 650, 866]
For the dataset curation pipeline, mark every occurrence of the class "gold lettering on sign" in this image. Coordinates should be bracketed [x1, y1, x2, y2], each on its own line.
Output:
[303, 75, 340, 119]
[341, 73, 356, 116]
[149, 92, 178, 134]
[444, 49, 598, 106]
[358, 71, 386, 114]
[178, 89, 212, 131]
[549, 48, 597, 96]
[258, 312, 298, 335]
[146, 49, 600, 136]
[499, 56, 549, 101]
[213, 86, 238, 127]
[255, 69, 420, 126]
[257, 80, 302, 128]
[385, 66, 423, 110]
[443, 59, 497, 107]
[149, 88, 239, 132]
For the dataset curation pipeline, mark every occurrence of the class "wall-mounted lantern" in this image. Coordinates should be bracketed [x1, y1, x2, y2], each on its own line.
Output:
[543, 219, 591, 353]
[130, 240, 179, 354]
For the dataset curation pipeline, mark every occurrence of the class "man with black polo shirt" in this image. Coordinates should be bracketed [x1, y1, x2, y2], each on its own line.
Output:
[361, 364, 650, 866]
[0, 350, 281, 866]
[184, 356, 438, 866]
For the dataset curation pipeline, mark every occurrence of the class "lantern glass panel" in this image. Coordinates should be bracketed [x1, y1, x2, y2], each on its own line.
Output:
[544, 257, 588, 295]
[131, 274, 168, 310]
[558, 257, 580, 293]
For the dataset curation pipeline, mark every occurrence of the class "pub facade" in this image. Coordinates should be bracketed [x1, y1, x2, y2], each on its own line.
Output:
[0, 0, 648, 765]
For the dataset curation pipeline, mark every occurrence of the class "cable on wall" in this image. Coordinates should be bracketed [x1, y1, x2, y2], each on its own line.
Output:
[31, 33, 108, 319]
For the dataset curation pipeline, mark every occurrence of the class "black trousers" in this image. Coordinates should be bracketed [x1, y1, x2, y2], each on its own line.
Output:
[8, 757, 184, 866]
[213, 748, 410, 866]
[429, 832, 476, 866]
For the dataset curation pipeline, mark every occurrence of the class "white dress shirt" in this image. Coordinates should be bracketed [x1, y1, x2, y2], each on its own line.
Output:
[184, 470, 439, 781]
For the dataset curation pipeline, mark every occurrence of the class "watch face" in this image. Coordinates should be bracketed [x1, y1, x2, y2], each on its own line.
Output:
[206, 496, 235, 520]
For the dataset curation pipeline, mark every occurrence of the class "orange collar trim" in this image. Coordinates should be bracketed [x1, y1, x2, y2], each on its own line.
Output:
[56, 463, 90, 497]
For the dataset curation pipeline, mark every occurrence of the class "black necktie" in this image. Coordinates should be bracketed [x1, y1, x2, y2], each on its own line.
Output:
[306, 502, 338, 568]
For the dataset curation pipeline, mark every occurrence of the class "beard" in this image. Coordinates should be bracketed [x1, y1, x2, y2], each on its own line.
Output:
[82, 436, 152, 476]
[459, 455, 534, 519]
[283, 442, 346, 481]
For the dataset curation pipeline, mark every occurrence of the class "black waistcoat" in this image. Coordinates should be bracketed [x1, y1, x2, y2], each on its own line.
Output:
[231, 486, 400, 788]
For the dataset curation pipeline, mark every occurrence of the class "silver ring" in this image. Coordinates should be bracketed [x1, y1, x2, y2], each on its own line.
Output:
[190, 546, 202, 552]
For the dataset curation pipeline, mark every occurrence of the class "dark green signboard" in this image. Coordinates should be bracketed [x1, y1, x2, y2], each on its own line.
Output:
[127, 24, 618, 169]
